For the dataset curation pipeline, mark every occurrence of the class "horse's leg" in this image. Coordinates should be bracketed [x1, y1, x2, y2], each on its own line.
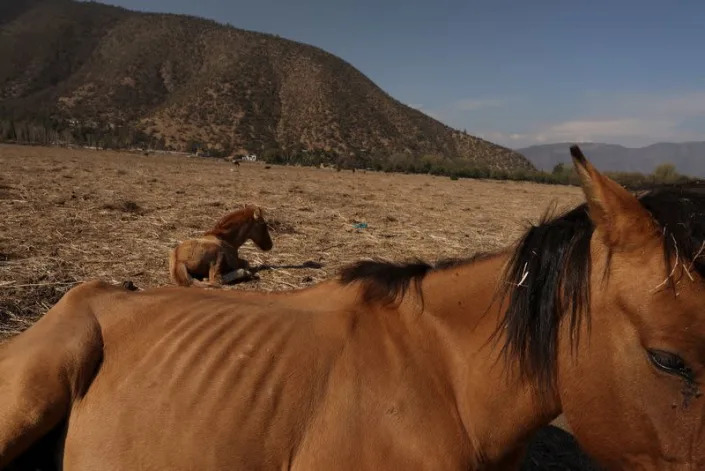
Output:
[207, 251, 225, 286]
[221, 268, 252, 284]
[0, 281, 104, 468]
[169, 248, 195, 287]
[221, 248, 253, 284]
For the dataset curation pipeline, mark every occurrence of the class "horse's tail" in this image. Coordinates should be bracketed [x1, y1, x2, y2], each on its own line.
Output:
[168, 248, 193, 287]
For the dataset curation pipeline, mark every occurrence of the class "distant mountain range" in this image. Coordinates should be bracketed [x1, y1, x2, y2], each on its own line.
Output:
[518, 142, 705, 178]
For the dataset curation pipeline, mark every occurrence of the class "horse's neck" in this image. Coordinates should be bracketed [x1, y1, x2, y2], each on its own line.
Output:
[414, 254, 561, 463]
[216, 222, 252, 246]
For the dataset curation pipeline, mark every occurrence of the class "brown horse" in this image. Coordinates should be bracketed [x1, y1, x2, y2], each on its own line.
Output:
[3, 146, 705, 469]
[168, 205, 273, 287]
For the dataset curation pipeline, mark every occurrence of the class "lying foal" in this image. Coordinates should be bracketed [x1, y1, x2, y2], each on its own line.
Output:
[168, 205, 273, 287]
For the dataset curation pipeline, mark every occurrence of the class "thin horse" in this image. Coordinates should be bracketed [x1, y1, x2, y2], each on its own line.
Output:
[2, 147, 705, 469]
[168, 205, 273, 287]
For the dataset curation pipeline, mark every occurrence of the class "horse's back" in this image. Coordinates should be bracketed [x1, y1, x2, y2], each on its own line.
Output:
[6, 283, 474, 470]
[62, 286, 354, 469]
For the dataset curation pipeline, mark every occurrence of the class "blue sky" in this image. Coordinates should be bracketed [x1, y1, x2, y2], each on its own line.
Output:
[102, 0, 705, 149]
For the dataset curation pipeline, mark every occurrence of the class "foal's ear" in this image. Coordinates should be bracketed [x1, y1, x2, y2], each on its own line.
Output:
[570, 145, 656, 249]
[252, 207, 262, 220]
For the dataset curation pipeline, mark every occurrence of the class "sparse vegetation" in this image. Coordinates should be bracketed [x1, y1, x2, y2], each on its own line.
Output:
[652, 162, 680, 184]
[0, 0, 531, 173]
[259, 148, 694, 188]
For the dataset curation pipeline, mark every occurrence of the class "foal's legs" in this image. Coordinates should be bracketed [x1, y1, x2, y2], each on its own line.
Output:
[221, 267, 253, 284]
[207, 251, 225, 286]
[169, 247, 196, 286]
[220, 248, 254, 284]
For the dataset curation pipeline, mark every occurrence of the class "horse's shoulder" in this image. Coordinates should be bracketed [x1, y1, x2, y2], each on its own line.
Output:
[64, 280, 123, 303]
[194, 235, 222, 245]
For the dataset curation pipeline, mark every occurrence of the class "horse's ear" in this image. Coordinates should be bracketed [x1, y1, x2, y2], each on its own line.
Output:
[252, 207, 261, 220]
[570, 145, 656, 249]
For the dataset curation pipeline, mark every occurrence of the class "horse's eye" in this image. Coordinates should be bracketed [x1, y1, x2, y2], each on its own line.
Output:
[647, 349, 693, 380]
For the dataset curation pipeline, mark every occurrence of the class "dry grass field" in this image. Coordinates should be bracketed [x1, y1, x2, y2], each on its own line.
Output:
[0, 144, 603, 470]
[0, 143, 582, 338]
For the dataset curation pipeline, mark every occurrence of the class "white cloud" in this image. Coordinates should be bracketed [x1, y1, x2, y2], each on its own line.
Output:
[502, 118, 688, 148]
[501, 117, 704, 148]
[533, 134, 548, 143]
[545, 117, 675, 141]
[481, 90, 705, 148]
[412, 91, 705, 148]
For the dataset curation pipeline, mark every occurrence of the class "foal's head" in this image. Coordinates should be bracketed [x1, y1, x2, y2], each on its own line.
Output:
[247, 206, 274, 251]
[502, 146, 705, 468]
[206, 205, 273, 251]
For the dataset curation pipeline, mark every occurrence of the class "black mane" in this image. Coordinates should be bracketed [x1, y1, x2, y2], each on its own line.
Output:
[339, 252, 495, 306]
[339, 183, 705, 393]
[498, 204, 593, 392]
[339, 260, 432, 305]
[501, 183, 705, 393]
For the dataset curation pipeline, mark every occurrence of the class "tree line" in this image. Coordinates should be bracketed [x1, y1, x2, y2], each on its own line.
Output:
[0, 118, 694, 189]
[0, 119, 165, 150]
[260, 148, 694, 189]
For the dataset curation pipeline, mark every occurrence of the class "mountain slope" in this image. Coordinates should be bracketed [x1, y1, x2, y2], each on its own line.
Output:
[0, 0, 533, 171]
[519, 142, 705, 178]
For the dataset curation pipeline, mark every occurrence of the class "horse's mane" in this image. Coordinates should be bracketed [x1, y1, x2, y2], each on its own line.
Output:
[339, 260, 432, 305]
[339, 252, 496, 306]
[339, 183, 705, 392]
[204, 206, 258, 237]
[499, 184, 705, 392]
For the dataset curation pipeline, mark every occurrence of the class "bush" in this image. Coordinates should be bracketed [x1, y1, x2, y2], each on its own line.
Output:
[652, 163, 680, 185]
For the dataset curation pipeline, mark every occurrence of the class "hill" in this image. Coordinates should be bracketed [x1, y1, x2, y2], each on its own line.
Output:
[0, 0, 532, 172]
[519, 141, 705, 178]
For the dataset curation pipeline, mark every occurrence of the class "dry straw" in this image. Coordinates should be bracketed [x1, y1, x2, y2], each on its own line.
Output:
[0, 144, 583, 339]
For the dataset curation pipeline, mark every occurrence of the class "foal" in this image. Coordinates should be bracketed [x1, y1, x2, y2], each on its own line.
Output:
[168, 205, 273, 287]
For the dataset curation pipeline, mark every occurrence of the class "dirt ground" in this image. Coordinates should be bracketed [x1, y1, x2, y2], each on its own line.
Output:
[0, 144, 583, 336]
